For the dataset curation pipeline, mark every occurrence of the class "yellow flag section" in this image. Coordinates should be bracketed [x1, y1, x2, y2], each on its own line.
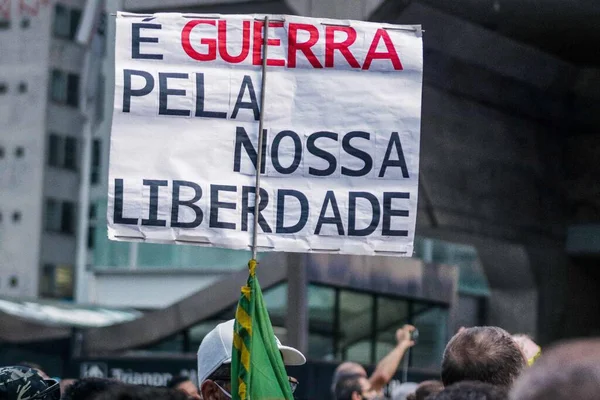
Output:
[231, 260, 294, 400]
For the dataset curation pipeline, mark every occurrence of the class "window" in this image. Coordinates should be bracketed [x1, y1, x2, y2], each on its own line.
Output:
[18, 82, 27, 93]
[47, 134, 78, 170]
[21, 18, 30, 29]
[61, 201, 76, 234]
[45, 198, 76, 235]
[91, 139, 101, 184]
[48, 134, 61, 166]
[14, 147, 24, 158]
[40, 264, 73, 299]
[66, 74, 79, 107]
[12, 211, 21, 223]
[69, 8, 82, 40]
[53, 4, 82, 41]
[64, 137, 77, 170]
[50, 70, 67, 103]
[53, 4, 70, 38]
[45, 199, 61, 231]
[0, 146, 4, 158]
[0, 83, 7, 94]
[50, 70, 79, 107]
[0, 20, 9, 30]
[9, 276, 18, 288]
[94, 75, 105, 125]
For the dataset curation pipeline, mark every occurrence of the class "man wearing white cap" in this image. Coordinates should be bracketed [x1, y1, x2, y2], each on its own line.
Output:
[197, 319, 306, 399]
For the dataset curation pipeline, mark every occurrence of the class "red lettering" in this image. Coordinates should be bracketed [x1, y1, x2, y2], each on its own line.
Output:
[217, 20, 251, 64]
[181, 20, 217, 61]
[288, 23, 323, 69]
[252, 21, 286, 67]
[362, 29, 403, 70]
[324, 26, 359, 68]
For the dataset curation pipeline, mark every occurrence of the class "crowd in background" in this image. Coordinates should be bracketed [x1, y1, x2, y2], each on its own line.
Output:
[0, 322, 597, 399]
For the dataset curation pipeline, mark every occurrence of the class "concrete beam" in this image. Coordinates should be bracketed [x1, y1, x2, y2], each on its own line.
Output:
[82, 253, 289, 355]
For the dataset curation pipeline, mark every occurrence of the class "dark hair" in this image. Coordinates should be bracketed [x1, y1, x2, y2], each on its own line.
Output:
[428, 381, 508, 400]
[442, 327, 525, 387]
[334, 374, 363, 400]
[510, 338, 600, 400]
[166, 376, 191, 389]
[410, 380, 444, 400]
[61, 378, 121, 400]
[91, 385, 188, 400]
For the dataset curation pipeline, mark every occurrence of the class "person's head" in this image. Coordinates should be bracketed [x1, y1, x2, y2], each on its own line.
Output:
[16, 362, 49, 379]
[197, 319, 306, 400]
[0, 366, 60, 400]
[406, 380, 445, 400]
[334, 374, 380, 400]
[510, 338, 600, 400]
[428, 381, 508, 400]
[167, 376, 200, 400]
[442, 326, 526, 388]
[61, 377, 121, 400]
[91, 385, 188, 400]
[331, 362, 368, 394]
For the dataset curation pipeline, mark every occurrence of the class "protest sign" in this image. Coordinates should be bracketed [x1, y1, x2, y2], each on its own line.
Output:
[108, 13, 423, 256]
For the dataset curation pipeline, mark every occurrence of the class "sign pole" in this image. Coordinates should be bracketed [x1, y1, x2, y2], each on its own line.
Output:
[251, 15, 270, 261]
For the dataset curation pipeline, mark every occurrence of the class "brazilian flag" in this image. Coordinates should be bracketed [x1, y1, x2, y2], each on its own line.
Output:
[231, 260, 294, 400]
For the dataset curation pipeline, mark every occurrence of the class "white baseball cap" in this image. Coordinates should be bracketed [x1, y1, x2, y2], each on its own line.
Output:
[197, 319, 306, 385]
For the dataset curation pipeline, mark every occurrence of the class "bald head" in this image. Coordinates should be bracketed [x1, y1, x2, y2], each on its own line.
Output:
[442, 326, 526, 388]
[511, 339, 600, 400]
[331, 362, 367, 394]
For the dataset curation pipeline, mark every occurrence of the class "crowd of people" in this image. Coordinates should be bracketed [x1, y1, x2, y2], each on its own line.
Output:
[0, 321, 598, 399]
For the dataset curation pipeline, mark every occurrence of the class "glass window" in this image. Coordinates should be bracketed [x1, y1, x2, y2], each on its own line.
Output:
[18, 82, 27, 93]
[375, 296, 410, 361]
[14, 147, 24, 158]
[410, 306, 448, 370]
[45, 199, 61, 232]
[53, 4, 70, 38]
[94, 75, 105, 126]
[40, 264, 55, 297]
[87, 226, 95, 249]
[0, 20, 9, 30]
[55, 264, 73, 298]
[263, 283, 287, 325]
[91, 138, 101, 184]
[338, 290, 374, 364]
[20, 18, 30, 29]
[307, 285, 335, 360]
[12, 211, 21, 223]
[69, 8, 82, 40]
[64, 136, 77, 170]
[50, 70, 67, 103]
[66, 74, 79, 107]
[61, 201, 76, 234]
[48, 134, 62, 167]
[0, 83, 6, 94]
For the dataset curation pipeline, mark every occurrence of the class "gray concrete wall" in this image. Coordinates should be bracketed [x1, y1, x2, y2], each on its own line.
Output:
[388, 3, 574, 343]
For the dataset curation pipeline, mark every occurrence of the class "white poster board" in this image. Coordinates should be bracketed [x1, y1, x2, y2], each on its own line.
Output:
[108, 13, 423, 257]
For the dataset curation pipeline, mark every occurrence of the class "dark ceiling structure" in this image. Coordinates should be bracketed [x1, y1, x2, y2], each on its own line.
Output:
[373, 0, 600, 66]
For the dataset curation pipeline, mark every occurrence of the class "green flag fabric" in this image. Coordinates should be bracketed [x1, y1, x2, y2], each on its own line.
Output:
[231, 259, 294, 400]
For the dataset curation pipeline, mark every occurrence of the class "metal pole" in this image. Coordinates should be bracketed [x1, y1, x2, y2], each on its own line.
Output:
[251, 16, 270, 261]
